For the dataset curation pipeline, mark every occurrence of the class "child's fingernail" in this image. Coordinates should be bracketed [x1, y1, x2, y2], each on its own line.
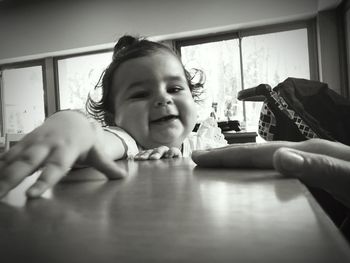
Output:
[279, 150, 304, 174]
[150, 153, 161, 159]
[26, 185, 45, 198]
[134, 154, 143, 159]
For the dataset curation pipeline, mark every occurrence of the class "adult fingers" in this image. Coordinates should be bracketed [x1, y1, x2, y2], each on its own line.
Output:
[295, 139, 350, 162]
[192, 139, 350, 168]
[273, 148, 350, 208]
[192, 141, 297, 168]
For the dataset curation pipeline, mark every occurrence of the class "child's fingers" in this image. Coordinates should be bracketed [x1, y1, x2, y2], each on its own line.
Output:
[0, 144, 52, 198]
[134, 149, 154, 160]
[87, 146, 126, 179]
[164, 147, 182, 158]
[0, 140, 28, 165]
[0, 131, 58, 166]
[26, 162, 71, 198]
[135, 146, 169, 160]
[26, 147, 78, 198]
[134, 146, 181, 160]
[149, 146, 169, 160]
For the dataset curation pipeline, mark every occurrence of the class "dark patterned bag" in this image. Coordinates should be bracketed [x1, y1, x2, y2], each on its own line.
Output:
[238, 77, 350, 145]
[239, 77, 350, 239]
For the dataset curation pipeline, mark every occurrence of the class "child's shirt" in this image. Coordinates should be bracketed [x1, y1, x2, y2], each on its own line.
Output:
[105, 117, 228, 158]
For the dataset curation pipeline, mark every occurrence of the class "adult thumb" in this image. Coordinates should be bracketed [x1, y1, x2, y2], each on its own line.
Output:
[273, 147, 350, 208]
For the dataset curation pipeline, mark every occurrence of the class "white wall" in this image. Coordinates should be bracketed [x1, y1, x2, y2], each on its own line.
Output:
[0, 0, 322, 62]
[317, 9, 344, 95]
[345, 0, 350, 97]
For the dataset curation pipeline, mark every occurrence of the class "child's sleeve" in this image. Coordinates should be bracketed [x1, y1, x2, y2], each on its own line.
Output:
[104, 126, 140, 159]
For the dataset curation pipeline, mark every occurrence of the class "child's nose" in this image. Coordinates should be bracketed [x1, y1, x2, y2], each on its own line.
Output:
[154, 95, 173, 107]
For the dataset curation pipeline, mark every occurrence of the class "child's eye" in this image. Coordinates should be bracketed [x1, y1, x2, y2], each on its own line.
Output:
[167, 86, 184, 93]
[129, 91, 149, 99]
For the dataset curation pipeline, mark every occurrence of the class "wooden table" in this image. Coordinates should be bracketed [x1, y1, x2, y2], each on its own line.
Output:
[1, 158, 350, 263]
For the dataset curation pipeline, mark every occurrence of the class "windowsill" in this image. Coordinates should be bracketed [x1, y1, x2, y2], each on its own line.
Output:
[223, 131, 257, 144]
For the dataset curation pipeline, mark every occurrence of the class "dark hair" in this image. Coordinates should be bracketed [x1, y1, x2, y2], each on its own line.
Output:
[86, 35, 205, 126]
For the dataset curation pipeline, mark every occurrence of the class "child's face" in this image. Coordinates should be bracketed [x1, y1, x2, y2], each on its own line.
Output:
[111, 51, 197, 149]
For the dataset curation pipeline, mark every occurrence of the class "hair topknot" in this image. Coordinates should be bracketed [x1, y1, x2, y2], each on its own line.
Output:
[113, 35, 148, 60]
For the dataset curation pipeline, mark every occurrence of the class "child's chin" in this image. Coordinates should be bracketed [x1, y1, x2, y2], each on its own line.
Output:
[151, 133, 183, 146]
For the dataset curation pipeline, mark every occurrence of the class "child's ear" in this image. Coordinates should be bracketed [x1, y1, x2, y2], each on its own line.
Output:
[105, 111, 117, 126]
[113, 113, 122, 126]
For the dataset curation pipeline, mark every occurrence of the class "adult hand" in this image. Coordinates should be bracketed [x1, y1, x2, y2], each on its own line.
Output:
[0, 111, 125, 199]
[192, 139, 350, 208]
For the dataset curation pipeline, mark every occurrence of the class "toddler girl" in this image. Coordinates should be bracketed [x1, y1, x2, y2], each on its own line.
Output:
[0, 35, 226, 199]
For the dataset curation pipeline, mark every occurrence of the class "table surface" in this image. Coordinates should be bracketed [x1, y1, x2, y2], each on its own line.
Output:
[1, 158, 350, 263]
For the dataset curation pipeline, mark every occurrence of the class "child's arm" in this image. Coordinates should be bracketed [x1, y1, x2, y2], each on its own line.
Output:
[0, 110, 127, 199]
[134, 146, 182, 160]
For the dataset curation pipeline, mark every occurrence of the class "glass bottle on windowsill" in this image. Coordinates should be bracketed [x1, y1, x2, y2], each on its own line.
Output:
[210, 102, 218, 120]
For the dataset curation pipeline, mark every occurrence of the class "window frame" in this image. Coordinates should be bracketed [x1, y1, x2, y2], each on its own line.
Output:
[175, 19, 318, 125]
[0, 59, 48, 136]
[175, 19, 319, 81]
[53, 48, 113, 110]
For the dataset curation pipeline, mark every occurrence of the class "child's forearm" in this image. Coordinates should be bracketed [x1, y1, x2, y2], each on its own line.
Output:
[99, 129, 127, 160]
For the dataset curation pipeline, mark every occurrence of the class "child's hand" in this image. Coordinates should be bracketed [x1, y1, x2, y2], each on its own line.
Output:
[134, 146, 182, 160]
[0, 111, 125, 199]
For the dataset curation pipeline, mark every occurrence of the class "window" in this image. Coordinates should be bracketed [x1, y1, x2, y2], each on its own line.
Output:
[178, 22, 315, 135]
[241, 29, 310, 131]
[57, 51, 113, 111]
[0, 64, 46, 135]
[181, 38, 242, 122]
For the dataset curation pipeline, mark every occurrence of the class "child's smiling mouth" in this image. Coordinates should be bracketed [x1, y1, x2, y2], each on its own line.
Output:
[150, 115, 179, 124]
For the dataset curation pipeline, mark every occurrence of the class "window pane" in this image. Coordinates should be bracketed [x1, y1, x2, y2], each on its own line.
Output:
[242, 28, 310, 132]
[181, 40, 242, 122]
[58, 52, 113, 111]
[179, 28, 311, 139]
[2, 66, 45, 134]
